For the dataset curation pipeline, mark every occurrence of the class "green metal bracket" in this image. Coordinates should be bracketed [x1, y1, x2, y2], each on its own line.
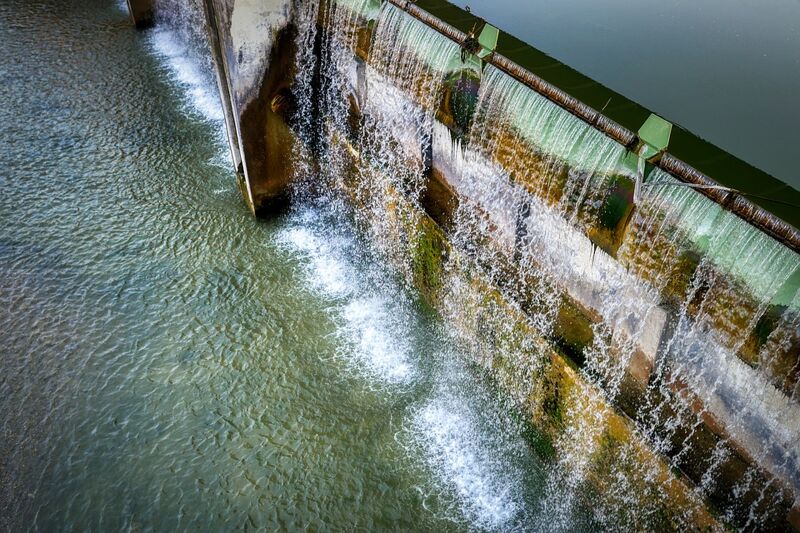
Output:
[459, 21, 498, 74]
[477, 23, 498, 59]
[637, 113, 672, 161]
[632, 114, 672, 203]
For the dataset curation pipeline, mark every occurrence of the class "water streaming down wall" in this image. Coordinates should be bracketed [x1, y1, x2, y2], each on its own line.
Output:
[443, 63, 800, 526]
[288, 3, 713, 528]
[291, 0, 463, 285]
[145, 0, 800, 528]
[317, 5, 798, 526]
[436, 63, 710, 529]
[622, 169, 800, 526]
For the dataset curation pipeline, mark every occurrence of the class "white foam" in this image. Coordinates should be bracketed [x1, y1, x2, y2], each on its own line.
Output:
[413, 397, 522, 530]
[342, 297, 412, 383]
[279, 204, 539, 527]
[148, 29, 225, 123]
[276, 215, 414, 384]
[277, 227, 351, 297]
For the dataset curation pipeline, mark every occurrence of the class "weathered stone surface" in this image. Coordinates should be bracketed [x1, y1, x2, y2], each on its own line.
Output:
[207, 0, 295, 213]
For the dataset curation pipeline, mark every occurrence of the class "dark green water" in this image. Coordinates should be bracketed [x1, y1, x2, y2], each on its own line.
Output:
[0, 1, 559, 530]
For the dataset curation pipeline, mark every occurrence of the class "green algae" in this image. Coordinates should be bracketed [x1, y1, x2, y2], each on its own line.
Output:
[410, 215, 448, 305]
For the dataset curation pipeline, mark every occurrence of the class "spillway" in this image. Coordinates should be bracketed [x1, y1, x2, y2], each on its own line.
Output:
[177, 0, 799, 528]
[2, 0, 798, 530]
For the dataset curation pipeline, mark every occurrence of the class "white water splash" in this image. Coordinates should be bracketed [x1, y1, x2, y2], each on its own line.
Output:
[276, 210, 415, 385]
[278, 205, 538, 528]
[407, 357, 537, 532]
[341, 297, 414, 383]
[277, 226, 352, 297]
[148, 28, 225, 123]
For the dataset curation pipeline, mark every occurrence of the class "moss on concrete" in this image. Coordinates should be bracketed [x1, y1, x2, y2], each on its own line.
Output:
[553, 298, 595, 366]
[590, 174, 636, 255]
[439, 70, 481, 137]
[409, 215, 447, 306]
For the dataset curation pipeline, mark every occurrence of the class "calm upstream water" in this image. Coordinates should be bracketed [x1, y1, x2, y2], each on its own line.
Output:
[0, 0, 569, 530]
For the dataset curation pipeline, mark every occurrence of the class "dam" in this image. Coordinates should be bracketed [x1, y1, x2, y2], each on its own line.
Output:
[1, 0, 798, 530]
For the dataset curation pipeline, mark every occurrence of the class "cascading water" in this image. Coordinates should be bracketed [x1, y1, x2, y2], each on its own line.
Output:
[443, 61, 800, 526]
[437, 63, 683, 529]
[151, 0, 225, 124]
[284, 0, 559, 528]
[259, 0, 799, 528]
[624, 169, 800, 525]
[463, 66, 630, 229]
[292, 0, 461, 281]
[350, 2, 460, 283]
[288, 0, 644, 525]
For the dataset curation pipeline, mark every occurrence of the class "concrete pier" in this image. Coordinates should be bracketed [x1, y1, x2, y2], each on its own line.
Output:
[197, 0, 295, 215]
[126, 0, 154, 29]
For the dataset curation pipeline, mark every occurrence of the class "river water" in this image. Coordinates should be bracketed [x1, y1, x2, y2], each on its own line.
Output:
[0, 1, 571, 530]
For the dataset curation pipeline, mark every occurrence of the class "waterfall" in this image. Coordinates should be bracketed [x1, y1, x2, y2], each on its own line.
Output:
[442, 62, 669, 529]
[465, 66, 630, 229]
[281, 0, 799, 528]
[626, 170, 800, 525]
[349, 2, 459, 282]
[286, 5, 552, 527]
[292, 0, 461, 282]
[440, 46, 798, 532]
[150, 0, 224, 123]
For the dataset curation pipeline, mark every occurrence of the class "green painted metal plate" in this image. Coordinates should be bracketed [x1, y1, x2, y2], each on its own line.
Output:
[478, 23, 498, 57]
[638, 114, 672, 153]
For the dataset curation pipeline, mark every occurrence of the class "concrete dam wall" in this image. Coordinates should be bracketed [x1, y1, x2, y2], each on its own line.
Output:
[128, 0, 800, 529]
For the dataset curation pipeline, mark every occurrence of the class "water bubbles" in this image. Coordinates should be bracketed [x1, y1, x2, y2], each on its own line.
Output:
[277, 209, 416, 385]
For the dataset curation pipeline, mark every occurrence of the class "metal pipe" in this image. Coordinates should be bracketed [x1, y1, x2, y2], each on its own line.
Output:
[659, 154, 800, 253]
[488, 54, 638, 148]
[386, 0, 638, 148]
[387, 0, 467, 43]
[385, 0, 800, 254]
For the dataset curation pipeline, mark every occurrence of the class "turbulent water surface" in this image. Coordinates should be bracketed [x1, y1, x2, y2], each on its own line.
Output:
[0, 1, 563, 530]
